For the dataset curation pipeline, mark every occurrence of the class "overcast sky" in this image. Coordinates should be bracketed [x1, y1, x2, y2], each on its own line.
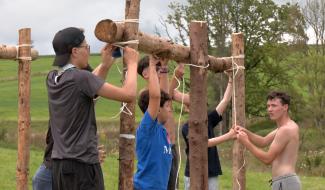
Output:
[0, 0, 313, 55]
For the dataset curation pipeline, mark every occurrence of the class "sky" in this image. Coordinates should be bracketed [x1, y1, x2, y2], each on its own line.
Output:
[0, 0, 314, 55]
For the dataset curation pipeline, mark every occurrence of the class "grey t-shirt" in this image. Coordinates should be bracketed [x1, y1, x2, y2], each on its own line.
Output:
[46, 68, 105, 164]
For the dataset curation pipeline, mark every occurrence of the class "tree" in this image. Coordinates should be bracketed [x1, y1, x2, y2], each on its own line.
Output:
[164, 0, 306, 118]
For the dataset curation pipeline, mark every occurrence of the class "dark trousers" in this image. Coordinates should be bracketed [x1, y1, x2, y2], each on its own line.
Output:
[167, 144, 179, 190]
[52, 159, 104, 190]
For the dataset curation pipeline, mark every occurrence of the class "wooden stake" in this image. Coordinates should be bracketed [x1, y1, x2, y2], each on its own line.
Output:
[189, 21, 209, 190]
[118, 0, 140, 189]
[0, 45, 38, 60]
[231, 33, 246, 190]
[94, 19, 232, 73]
[16, 28, 32, 190]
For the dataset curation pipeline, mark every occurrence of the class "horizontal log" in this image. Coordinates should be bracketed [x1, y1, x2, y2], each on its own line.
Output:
[94, 19, 234, 72]
[0, 45, 38, 60]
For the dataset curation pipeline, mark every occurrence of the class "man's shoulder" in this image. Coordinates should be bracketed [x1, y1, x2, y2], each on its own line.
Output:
[277, 120, 299, 136]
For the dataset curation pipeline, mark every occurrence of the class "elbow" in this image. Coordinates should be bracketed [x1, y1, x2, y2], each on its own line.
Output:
[124, 94, 136, 103]
[261, 157, 273, 165]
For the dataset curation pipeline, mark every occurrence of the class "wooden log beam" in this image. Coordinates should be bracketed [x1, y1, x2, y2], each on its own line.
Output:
[0, 45, 38, 60]
[94, 19, 232, 73]
[189, 21, 209, 190]
[231, 33, 246, 190]
[16, 28, 32, 190]
[118, 0, 140, 189]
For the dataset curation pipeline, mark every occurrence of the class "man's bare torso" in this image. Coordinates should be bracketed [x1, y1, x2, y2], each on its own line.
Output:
[271, 120, 299, 177]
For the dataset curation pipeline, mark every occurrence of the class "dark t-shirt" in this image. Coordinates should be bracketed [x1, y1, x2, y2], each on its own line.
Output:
[182, 110, 223, 177]
[46, 68, 104, 164]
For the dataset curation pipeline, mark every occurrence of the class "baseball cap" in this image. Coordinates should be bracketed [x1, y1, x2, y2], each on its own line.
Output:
[52, 27, 85, 67]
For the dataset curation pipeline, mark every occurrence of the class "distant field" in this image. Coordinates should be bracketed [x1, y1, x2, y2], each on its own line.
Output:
[0, 55, 149, 121]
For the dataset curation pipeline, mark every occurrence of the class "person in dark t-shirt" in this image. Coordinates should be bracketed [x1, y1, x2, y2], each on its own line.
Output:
[169, 65, 236, 190]
[45, 27, 138, 190]
[32, 65, 105, 190]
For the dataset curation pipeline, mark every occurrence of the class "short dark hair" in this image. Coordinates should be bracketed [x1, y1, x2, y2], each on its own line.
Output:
[52, 27, 85, 67]
[138, 90, 171, 113]
[137, 56, 149, 77]
[267, 91, 290, 106]
[137, 55, 161, 77]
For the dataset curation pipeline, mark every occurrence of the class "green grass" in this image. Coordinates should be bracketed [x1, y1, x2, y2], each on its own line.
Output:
[0, 147, 324, 189]
[0, 55, 150, 121]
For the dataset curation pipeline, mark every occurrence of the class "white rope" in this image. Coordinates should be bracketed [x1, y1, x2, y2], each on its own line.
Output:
[120, 134, 135, 139]
[109, 102, 133, 119]
[15, 44, 33, 61]
[115, 19, 139, 23]
[174, 74, 185, 190]
[183, 63, 210, 69]
[113, 40, 139, 47]
[230, 55, 246, 190]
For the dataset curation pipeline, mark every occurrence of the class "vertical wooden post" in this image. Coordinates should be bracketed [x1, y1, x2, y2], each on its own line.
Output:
[189, 21, 209, 190]
[231, 33, 245, 190]
[118, 0, 140, 189]
[16, 28, 32, 190]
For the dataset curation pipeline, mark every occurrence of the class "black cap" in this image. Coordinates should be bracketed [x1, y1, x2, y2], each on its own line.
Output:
[52, 27, 85, 67]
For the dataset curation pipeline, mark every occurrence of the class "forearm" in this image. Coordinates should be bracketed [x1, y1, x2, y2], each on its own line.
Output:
[216, 79, 232, 114]
[149, 64, 160, 99]
[246, 130, 268, 147]
[245, 142, 273, 165]
[208, 133, 231, 147]
[92, 63, 112, 80]
[121, 64, 137, 101]
[159, 73, 169, 94]
[169, 74, 179, 97]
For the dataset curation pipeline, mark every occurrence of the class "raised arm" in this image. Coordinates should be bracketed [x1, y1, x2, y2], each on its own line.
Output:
[147, 55, 161, 119]
[215, 73, 233, 115]
[97, 46, 138, 102]
[159, 57, 169, 93]
[169, 63, 190, 106]
[92, 44, 116, 80]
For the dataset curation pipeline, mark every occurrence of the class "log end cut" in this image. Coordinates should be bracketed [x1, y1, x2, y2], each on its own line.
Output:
[94, 19, 117, 43]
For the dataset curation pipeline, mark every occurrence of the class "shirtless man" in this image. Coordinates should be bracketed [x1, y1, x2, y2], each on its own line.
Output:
[235, 91, 301, 190]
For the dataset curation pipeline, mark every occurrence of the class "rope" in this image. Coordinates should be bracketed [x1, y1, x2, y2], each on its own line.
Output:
[112, 40, 139, 48]
[15, 44, 33, 61]
[230, 55, 246, 190]
[183, 63, 210, 69]
[115, 19, 139, 24]
[173, 74, 185, 190]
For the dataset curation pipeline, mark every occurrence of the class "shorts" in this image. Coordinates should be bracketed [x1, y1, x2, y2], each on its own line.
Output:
[52, 159, 104, 190]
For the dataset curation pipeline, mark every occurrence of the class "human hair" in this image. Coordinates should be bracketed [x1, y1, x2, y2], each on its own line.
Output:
[267, 91, 291, 106]
[138, 90, 171, 113]
[137, 56, 149, 77]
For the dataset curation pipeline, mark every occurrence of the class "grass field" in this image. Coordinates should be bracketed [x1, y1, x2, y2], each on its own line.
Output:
[1, 55, 325, 189]
[0, 55, 149, 121]
[0, 147, 324, 189]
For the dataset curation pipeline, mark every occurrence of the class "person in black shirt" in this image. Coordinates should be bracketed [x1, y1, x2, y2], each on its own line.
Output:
[169, 65, 236, 190]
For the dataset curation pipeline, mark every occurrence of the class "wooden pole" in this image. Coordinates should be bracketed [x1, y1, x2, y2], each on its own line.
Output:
[231, 33, 245, 190]
[189, 21, 209, 190]
[118, 0, 140, 189]
[16, 28, 32, 190]
[94, 19, 232, 73]
[0, 45, 38, 60]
